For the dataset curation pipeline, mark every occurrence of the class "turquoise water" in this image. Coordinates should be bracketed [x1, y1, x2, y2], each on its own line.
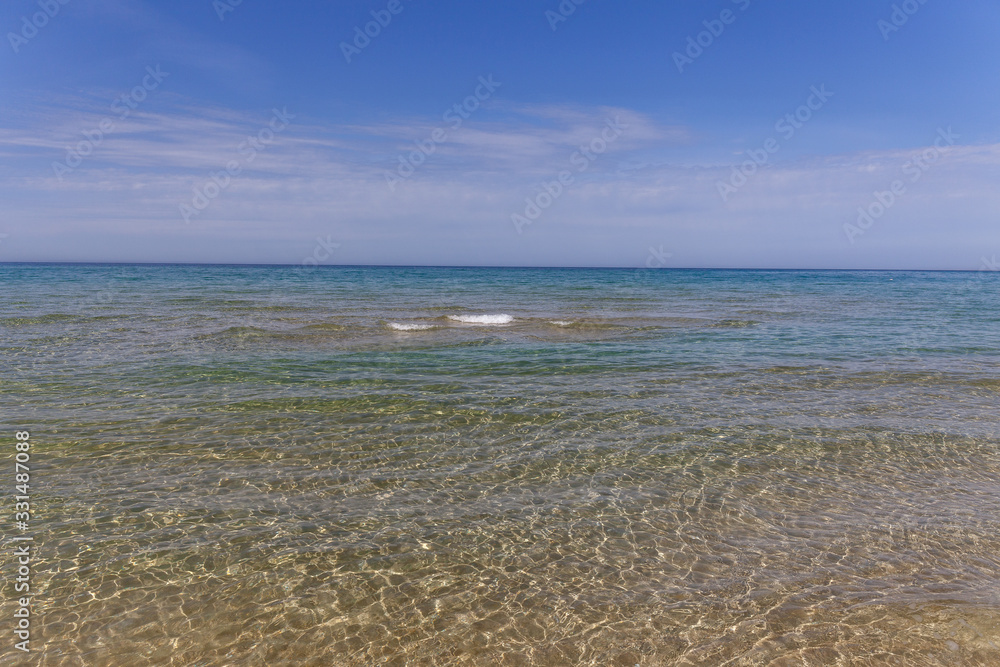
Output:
[2, 264, 1000, 665]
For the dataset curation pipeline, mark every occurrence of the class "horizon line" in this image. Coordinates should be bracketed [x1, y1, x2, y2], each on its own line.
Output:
[0, 262, 992, 274]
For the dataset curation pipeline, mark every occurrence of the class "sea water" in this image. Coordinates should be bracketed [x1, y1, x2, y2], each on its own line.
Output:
[1, 264, 998, 665]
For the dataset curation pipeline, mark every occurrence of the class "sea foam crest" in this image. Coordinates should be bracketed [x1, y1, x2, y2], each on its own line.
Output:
[448, 314, 514, 325]
[388, 322, 435, 331]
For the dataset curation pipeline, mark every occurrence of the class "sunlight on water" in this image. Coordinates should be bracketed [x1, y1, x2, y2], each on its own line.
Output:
[1, 265, 999, 665]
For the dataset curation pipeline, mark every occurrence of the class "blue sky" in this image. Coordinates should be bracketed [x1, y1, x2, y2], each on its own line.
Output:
[1, 0, 998, 268]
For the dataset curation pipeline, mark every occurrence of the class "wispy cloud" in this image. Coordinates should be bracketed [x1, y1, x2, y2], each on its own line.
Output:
[0, 93, 997, 268]
[70, 0, 274, 92]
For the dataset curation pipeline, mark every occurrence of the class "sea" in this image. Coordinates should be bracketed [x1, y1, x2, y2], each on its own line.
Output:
[1, 264, 999, 666]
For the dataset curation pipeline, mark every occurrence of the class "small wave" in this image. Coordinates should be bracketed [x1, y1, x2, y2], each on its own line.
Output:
[297, 323, 348, 332]
[388, 322, 435, 331]
[195, 326, 270, 341]
[215, 326, 269, 335]
[544, 319, 621, 330]
[448, 314, 514, 325]
[0, 313, 79, 326]
[710, 319, 759, 328]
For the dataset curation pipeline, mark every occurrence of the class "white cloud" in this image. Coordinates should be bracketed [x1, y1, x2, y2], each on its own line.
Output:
[0, 96, 997, 269]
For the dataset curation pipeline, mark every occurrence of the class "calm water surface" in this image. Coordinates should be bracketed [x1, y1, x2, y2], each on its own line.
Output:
[1, 265, 999, 665]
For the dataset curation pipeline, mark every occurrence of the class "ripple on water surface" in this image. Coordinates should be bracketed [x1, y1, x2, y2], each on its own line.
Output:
[2, 265, 999, 665]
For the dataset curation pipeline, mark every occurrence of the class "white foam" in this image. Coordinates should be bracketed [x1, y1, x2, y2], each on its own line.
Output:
[549, 320, 573, 326]
[388, 322, 434, 331]
[448, 314, 514, 325]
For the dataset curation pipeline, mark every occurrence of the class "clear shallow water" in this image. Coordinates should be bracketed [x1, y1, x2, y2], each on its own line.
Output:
[2, 264, 1000, 666]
